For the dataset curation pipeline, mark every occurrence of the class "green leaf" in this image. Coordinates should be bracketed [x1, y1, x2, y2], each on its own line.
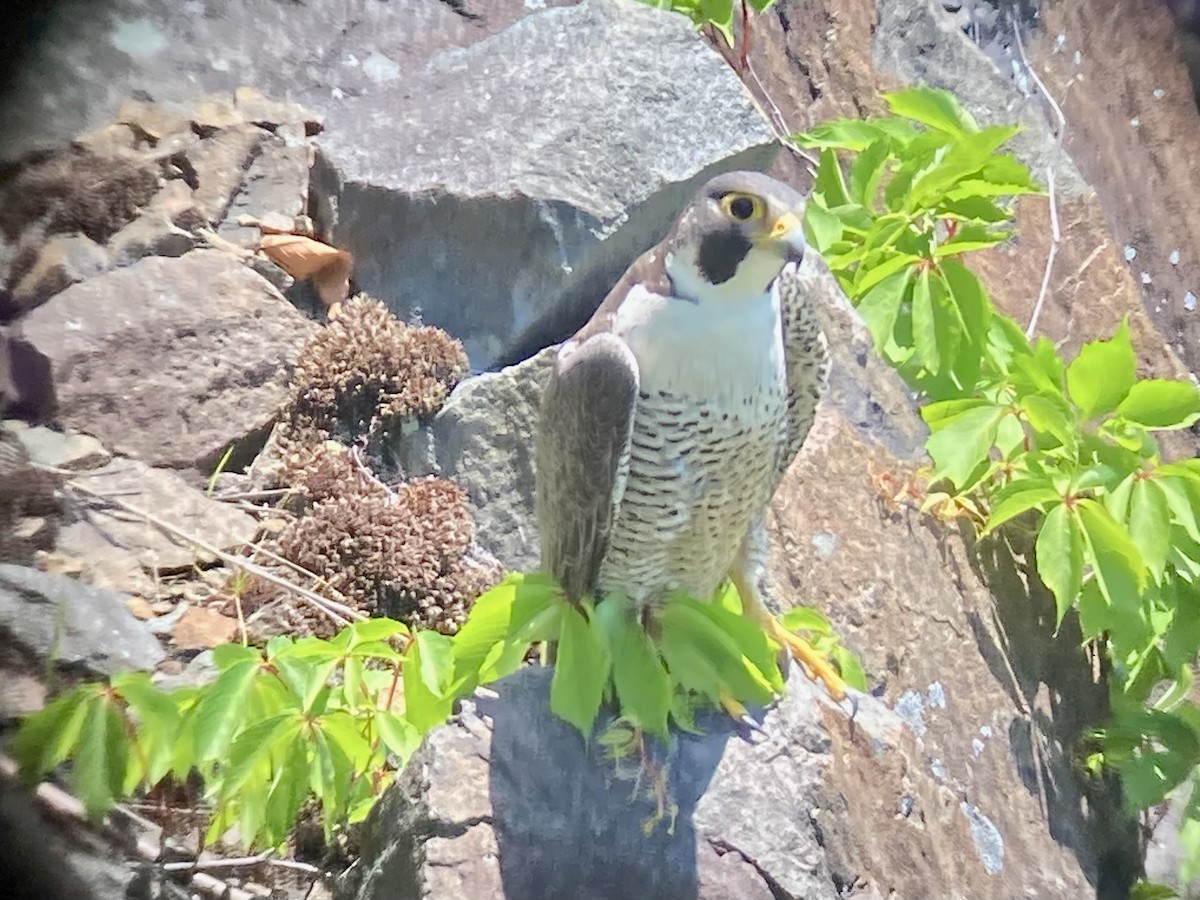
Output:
[911, 266, 938, 372]
[924, 404, 1004, 489]
[1066, 320, 1136, 418]
[965, 155, 1043, 195]
[413, 631, 455, 697]
[1129, 478, 1171, 579]
[803, 201, 843, 254]
[660, 600, 777, 706]
[908, 129, 1022, 211]
[853, 253, 921, 296]
[831, 645, 868, 692]
[551, 605, 610, 738]
[220, 713, 304, 799]
[402, 637, 454, 733]
[112, 672, 181, 786]
[210, 643, 260, 671]
[318, 709, 374, 772]
[779, 606, 833, 636]
[934, 224, 1009, 256]
[1077, 580, 1111, 640]
[1161, 475, 1200, 543]
[1019, 393, 1075, 447]
[1117, 379, 1200, 430]
[696, 0, 735, 43]
[883, 86, 978, 138]
[189, 657, 261, 763]
[13, 687, 93, 777]
[1036, 503, 1084, 626]
[855, 268, 910, 349]
[72, 699, 127, 819]
[611, 617, 671, 739]
[375, 711, 422, 764]
[848, 138, 891, 207]
[345, 617, 409, 646]
[1130, 880, 1180, 899]
[1077, 498, 1147, 606]
[272, 636, 339, 663]
[939, 259, 991, 343]
[812, 148, 852, 209]
[689, 595, 783, 694]
[937, 195, 1010, 223]
[983, 480, 1062, 535]
[453, 572, 562, 692]
[263, 742, 309, 848]
[794, 119, 895, 152]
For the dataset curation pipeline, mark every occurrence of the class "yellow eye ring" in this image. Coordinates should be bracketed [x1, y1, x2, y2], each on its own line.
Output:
[719, 192, 764, 222]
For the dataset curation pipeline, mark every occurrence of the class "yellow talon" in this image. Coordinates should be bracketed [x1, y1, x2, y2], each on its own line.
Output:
[766, 617, 848, 702]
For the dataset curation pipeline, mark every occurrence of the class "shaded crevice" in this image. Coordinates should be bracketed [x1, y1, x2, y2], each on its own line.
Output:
[429, 813, 494, 841]
[706, 837, 792, 900]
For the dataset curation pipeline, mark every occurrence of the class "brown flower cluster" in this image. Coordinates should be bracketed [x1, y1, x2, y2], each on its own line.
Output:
[274, 451, 501, 634]
[0, 147, 159, 244]
[287, 296, 469, 444]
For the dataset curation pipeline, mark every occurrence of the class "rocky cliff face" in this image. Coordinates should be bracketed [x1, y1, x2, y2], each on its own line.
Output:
[2, 0, 1199, 898]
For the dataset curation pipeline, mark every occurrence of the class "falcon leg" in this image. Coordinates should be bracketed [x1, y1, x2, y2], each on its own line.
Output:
[730, 568, 847, 702]
[729, 522, 848, 704]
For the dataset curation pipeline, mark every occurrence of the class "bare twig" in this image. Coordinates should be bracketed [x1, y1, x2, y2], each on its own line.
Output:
[44, 470, 363, 626]
[161, 852, 319, 876]
[213, 488, 292, 503]
[1009, 13, 1067, 151]
[241, 540, 356, 609]
[1025, 166, 1061, 339]
[350, 444, 398, 501]
[1009, 12, 1066, 340]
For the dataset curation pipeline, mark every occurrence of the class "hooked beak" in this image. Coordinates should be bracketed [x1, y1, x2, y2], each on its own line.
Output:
[763, 210, 807, 263]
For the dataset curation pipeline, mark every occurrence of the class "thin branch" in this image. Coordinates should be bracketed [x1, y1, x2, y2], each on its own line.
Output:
[350, 444, 398, 501]
[241, 540, 356, 609]
[1025, 166, 1061, 339]
[1008, 12, 1066, 339]
[1009, 13, 1067, 152]
[161, 852, 319, 876]
[44, 469, 363, 626]
[213, 488, 292, 503]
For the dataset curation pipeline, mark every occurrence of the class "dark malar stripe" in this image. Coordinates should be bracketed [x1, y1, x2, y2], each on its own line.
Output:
[696, 227, 752, 285]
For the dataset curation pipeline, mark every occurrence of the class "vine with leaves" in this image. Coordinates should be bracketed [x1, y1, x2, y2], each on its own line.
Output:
[794, 85, 1200, 891]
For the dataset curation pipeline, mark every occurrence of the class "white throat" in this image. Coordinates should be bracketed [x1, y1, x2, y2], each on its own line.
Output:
[664, 246, 787, 305]
[612, 267, 786, 405]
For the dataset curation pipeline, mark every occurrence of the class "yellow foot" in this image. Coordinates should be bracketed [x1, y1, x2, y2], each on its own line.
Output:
[717, 690, 767, 736]
[766, 618, 849, 703]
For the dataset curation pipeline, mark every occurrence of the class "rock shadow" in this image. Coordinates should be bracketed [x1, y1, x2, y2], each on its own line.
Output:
[959, 525, 1141, 899]
[481, 668, 728, 900]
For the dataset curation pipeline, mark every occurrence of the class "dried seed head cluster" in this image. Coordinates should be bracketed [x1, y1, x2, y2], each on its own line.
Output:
[287, 296, 469, 444]
[279, 440, 367, 506]
[275, 472, 501, 634]
[0, 147, 160, 244]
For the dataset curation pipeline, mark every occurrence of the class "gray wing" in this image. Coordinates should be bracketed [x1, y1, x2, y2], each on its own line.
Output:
[774, 257, 832, 490]
[534, 332, 639, 602]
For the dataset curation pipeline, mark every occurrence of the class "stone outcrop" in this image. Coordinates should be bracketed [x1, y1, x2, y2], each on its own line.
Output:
[4, 0, 1200, 897]
[20, 251, 316, 471]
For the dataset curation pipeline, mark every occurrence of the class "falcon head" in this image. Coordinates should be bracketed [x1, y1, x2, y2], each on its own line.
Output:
[662, 171, 807, 303]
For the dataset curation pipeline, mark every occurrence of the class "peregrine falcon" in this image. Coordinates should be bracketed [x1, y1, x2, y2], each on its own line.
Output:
[534, 171, 846, 712]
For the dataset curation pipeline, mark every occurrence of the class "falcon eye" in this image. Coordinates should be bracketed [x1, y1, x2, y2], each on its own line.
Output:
[720, 192, 762, 222]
